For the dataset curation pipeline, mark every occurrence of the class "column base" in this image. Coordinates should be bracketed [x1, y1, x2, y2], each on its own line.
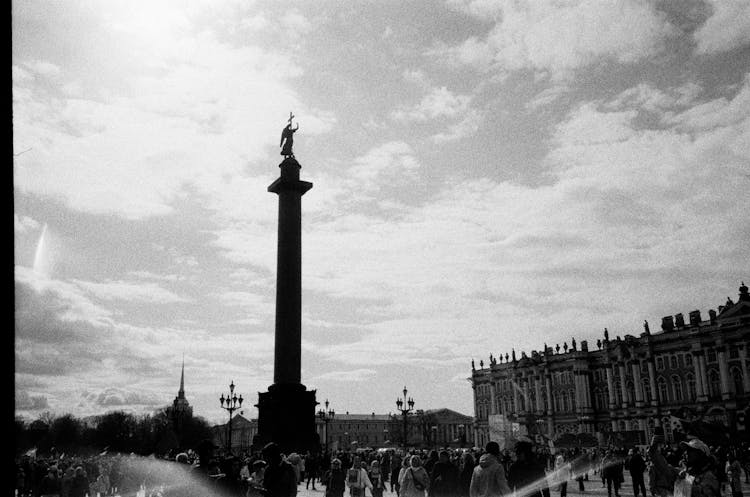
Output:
[255, 383, 319, 454]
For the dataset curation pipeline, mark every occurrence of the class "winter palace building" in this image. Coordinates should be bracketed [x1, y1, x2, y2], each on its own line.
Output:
[471, 283, 750, 447]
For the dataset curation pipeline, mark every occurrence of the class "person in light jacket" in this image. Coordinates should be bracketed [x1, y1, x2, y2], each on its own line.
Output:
[399, 455, 430, 497]
[346, 456, 372, 497]
[470, 442, 512, 497]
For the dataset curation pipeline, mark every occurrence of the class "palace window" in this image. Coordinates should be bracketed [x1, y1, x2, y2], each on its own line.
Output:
[708, 370, 721, 398]
[685, 354, 693, 367]
[642, 379, 652, 403]
[570, 389, 577, 411]
[732, 367, 744, 394]
[670, 356, 679, 369]
[657, 357, 665, 370]
[657, 377, 669, 403]
[672, 376, 683, 402]
[730, 348, 740, 359]
[686, 373, 696, 401]
[707, 350, 717, 363]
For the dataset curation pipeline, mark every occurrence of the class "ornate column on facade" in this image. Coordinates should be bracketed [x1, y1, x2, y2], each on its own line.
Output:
[717, 346, 731, 400]
[739, 346, 750, 393]
[534, 374, 544, 413]
[632, 361, 644, 407]
[647, 359, 658, 407]
[545, 370, 554, 435]
[489, 381, 497, 415]
[697, 353, 709, 401]
[512, 375, 520, 415]
[523, 376, 531, 414]
[619, 363, 629, 408]
[692, 352, 706, 399]
[583, 372, 592, 409]
[606, 365, 616, 408]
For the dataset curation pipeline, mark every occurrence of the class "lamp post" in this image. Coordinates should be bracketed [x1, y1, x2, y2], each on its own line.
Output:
[395, 386, 415, 448]
[317, 399, 335, 454]
[457, 424, 465, 448]
[431, 425, 438, 449]
[219, 380, 243, 455]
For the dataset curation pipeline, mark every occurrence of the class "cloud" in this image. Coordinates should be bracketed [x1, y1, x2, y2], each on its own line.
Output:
[432, 109, 483, 143]
[693, 0, 750, 55]
[83, 387, 161, 408]
[15, 389, 50, 410]
[444, 0, 676, 79]
[14, 214, 40, 233]
[526, 85, 570, 110]
[72, 279, 192, 304]
[12, 6, 333, 221]
[391, 87, 471, 122]
[312, 369, 378, 382]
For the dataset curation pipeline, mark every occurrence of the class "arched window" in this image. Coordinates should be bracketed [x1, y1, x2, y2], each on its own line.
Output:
[662, 417, 672, 441]
[685, 373, 696, 401]
[642, 379, 652, 403]
[554, 392, 561, 412]
[561, 391, 569, 412]
[657, 377, 669, 403]
[618, 420, 627, 431]
[614, 380, 623, 405]
[570, 389, 577, 411]
[732, 368, 744, 394]
[708, 370, 721, 398]
[626, 380, 635, 405]
[672, 376, 683, 402]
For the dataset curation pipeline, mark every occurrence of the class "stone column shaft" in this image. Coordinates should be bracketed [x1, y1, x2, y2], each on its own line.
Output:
[534, 376, 543, 412]
[740, 347, 750, 393]
[606, 366, 616, 408]
[698, 355, 709, 400]
[692, 354, 705, 398]
[648, 361, 658, 406]
[619, 364, 629, 407]
[545, 373, 553, 415]
[632, 362, 644, 406]
[718, 348, 731, 399]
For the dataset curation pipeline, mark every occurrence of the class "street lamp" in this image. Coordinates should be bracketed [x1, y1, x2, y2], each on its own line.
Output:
[431, 425, 438, 448]
[317, 399, 335, 454]
[395, 386, 415, 448]
[219, 380, 243, 455]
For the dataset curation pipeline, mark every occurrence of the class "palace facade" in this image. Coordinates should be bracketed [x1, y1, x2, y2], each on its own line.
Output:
[471, 283, 750, 447]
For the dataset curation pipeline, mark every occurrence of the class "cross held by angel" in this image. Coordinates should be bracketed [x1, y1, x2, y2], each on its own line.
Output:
[280, 112, 299, 157]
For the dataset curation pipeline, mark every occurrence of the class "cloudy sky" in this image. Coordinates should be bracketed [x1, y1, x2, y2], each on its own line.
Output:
[14, 0, 750, 425]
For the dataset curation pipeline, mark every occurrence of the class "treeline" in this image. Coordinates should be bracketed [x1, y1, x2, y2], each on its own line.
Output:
[15, 409, 213, 457]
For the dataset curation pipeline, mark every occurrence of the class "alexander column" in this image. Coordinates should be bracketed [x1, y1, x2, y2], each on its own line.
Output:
[256, 113, 318, 453]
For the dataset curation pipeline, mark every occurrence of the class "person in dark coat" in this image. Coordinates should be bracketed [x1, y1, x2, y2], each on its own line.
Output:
[323, 458, 346, 497]
[430, 450, 460, 497]
[262, 443, 298, 497]
[69, 467, 89, 497]
[601, 450, 623, 497]
[625, 448, 647, 497]
[459, 452, 476, 497]
[507, 439, 550, 497]
[39, 465, 61, 497]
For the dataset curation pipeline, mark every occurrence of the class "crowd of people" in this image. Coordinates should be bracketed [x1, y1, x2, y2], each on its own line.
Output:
[15, 436, 750, 497]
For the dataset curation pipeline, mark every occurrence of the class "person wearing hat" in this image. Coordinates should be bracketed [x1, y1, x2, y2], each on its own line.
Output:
[507, 438, 550, 497]
[648, 436, 719, 497]
[469, 441, 512, 497]
[261, 443, 298, 497]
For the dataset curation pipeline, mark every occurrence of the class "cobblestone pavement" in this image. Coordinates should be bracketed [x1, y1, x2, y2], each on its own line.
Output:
[293, 472, 749, 497]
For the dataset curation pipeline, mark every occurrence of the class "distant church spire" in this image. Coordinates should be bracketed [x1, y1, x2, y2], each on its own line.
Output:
[178, 354, 185, 399]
